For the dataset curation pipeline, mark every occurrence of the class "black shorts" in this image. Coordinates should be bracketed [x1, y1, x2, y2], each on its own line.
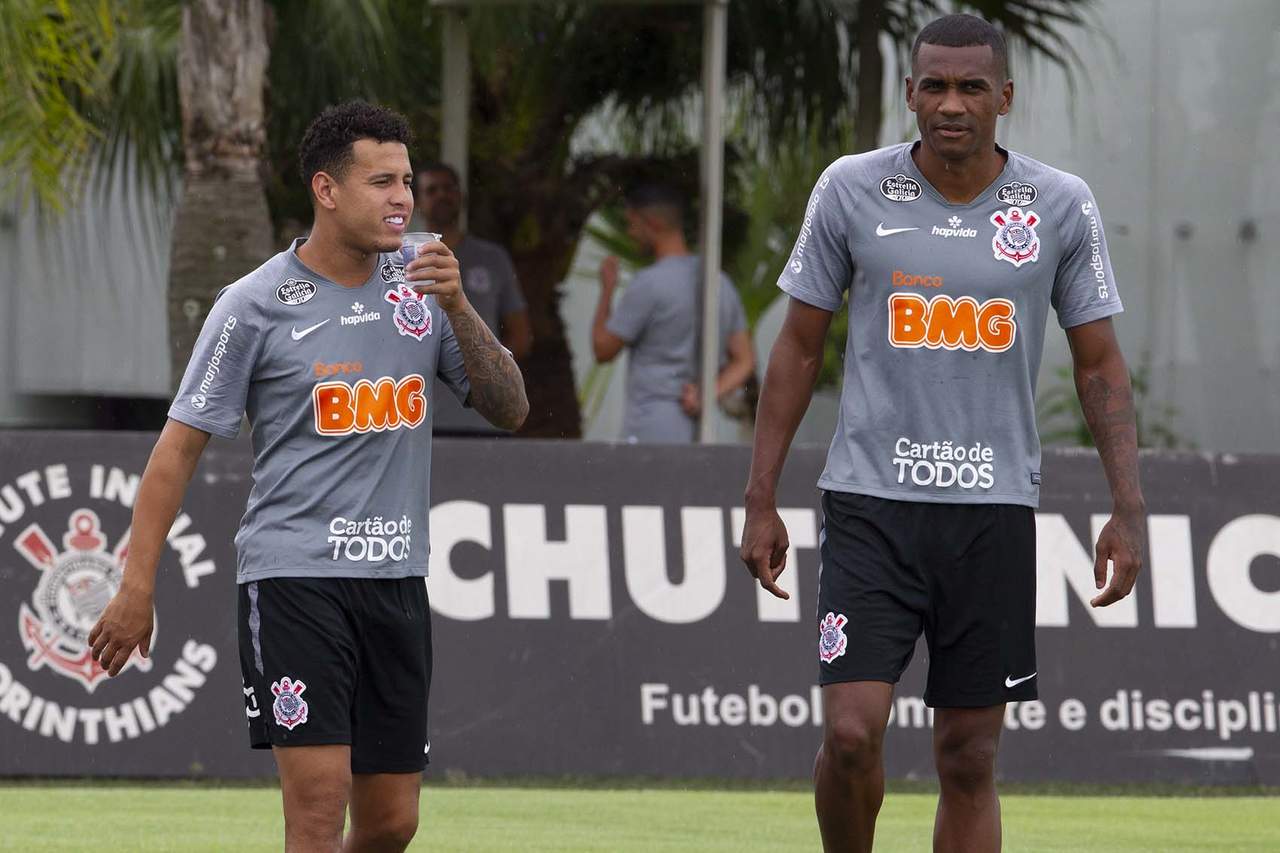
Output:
[238, 576, 432, 774]
[816, 491, 1037, 708]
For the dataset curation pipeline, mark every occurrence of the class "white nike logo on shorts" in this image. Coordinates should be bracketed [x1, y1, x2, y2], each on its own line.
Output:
[291, 319, 330, 341]
[1005, 672, 1037, 688]
[875, 223, 919, 237]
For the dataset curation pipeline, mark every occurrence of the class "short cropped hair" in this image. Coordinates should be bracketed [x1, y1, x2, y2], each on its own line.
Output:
[298, 101, 412, 195]
[911, 14, 1009, 80]
[625, 183, 685, 228]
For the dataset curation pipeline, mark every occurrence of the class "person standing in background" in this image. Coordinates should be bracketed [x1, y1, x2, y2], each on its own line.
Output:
[592, 184, 755, 443]
[416, 163, 532, 434]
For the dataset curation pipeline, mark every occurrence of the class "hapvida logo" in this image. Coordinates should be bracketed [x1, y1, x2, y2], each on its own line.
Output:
[931, 216, 978, 238]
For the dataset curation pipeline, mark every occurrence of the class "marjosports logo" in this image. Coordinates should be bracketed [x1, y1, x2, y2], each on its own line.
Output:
[892, 436, 996, 490]
[1081, 200, 1110, 300]
[327, 515, 413, 562]
[791, 172, 833, 275]
[191, 315, 237, 410]
[888, 293, 1017, 353]
[0, 464, 218, 745]
[312, 374, 427, 436]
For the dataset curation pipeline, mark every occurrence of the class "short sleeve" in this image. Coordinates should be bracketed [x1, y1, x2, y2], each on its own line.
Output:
[777, 161, 854, 312]
[436, 310, 472, 406]
[606, 273, 655, 343]
[719, 277, 748, 337]
[168, 285, 263, 439]
[1052, 181, 1124, 329]
[495, 247, 527, 316]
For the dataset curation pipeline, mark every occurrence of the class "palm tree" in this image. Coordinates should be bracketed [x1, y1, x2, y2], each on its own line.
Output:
[1, 0, 1093, 435]
[166, 0, 273, 390]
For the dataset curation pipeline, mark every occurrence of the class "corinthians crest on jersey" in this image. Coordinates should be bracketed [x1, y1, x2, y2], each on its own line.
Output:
[384, 282, 433, 340]
[990, 206, 1041, 268]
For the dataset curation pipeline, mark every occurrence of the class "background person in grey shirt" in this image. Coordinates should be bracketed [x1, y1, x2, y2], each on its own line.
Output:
[416, 162, 531, 434]
[592, 184, 755, 443]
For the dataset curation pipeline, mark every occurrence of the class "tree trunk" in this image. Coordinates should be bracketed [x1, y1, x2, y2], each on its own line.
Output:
[167, 0, 273, 391]
[853, 0, 885, 154]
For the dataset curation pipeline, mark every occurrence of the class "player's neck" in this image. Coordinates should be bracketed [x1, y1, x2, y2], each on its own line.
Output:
[296, 222, 379, 287]
[652, 232, 690, 260]
[911, 141, 1006, 205]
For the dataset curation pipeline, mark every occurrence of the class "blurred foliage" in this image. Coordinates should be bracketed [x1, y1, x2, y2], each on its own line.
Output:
[1037, 355, 1191, 449]
[0, 0, 134, 209]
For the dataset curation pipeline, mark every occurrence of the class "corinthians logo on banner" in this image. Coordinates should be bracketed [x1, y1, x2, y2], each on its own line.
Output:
[0, 463, 219, 746]
[16, 508, 154, 690]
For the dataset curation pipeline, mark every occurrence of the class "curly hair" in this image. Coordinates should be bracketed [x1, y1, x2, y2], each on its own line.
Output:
[297, 101, 412, 195]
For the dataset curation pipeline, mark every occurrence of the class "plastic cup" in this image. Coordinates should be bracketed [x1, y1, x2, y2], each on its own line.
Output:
[400, 231, 441, 266]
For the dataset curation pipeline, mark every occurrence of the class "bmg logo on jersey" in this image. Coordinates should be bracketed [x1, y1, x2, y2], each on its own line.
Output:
[888, 293, 1016, 353]
[892, 436, 996, 491]
[312, 374, 427, 436]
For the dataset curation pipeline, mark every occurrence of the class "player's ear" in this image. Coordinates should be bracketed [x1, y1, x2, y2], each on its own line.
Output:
[999, 79, 1014, 116]
[312, 171, 339, 211]
[905, 76, 917, 112]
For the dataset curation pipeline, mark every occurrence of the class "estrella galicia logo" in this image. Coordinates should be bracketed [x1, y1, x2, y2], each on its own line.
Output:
[380, 259, 405, 284]
[996, 181, 1038, 206]
[276, 278, 317, 306]
[879, 174, 922, 202]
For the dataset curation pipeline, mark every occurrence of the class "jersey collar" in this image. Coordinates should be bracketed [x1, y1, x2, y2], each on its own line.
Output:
[898, 141, 1016, 208]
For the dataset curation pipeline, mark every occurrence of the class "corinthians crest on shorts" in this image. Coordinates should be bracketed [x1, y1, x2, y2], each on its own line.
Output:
[383, 282, 433, 340]
[271, 676, 309, 730]
[818, 611, 849, 664]
[990, 206, 1041, 268]
[14, 509, 154, 691]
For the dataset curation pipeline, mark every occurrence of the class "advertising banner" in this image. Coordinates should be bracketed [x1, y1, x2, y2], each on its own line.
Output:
[0, 432, 1276, 784]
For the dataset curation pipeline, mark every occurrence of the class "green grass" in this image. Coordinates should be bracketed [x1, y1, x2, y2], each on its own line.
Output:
[0, 785, 1276, 851]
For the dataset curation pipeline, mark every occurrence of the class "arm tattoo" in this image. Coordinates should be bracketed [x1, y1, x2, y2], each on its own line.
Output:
[1079, 370, 1143, 508]
[447, 304, 529, 430]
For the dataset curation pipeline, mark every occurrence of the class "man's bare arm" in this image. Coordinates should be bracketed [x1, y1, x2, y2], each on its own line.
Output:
[449, 302, 530, 430]
[90, 419, 210, 675]
[1067, 317, 1146, 607]
[740, 298, 833, 599]
[407, 240, 529, 431]
[716, 329, 757, 399]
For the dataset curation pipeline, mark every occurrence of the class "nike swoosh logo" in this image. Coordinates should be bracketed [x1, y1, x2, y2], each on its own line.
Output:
[876, 223, 919, 237]
[290, 319, 329, 341]
[1005, 672, 1037, 688]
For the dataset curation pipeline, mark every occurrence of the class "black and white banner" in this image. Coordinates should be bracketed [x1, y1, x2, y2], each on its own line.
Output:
[0, 433, 1277, 783]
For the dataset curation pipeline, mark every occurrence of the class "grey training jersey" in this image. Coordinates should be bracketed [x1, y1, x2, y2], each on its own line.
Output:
[169, 238, 470, 583]
[780, 143, 1122, 507]
[607, 255, 748, 444]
